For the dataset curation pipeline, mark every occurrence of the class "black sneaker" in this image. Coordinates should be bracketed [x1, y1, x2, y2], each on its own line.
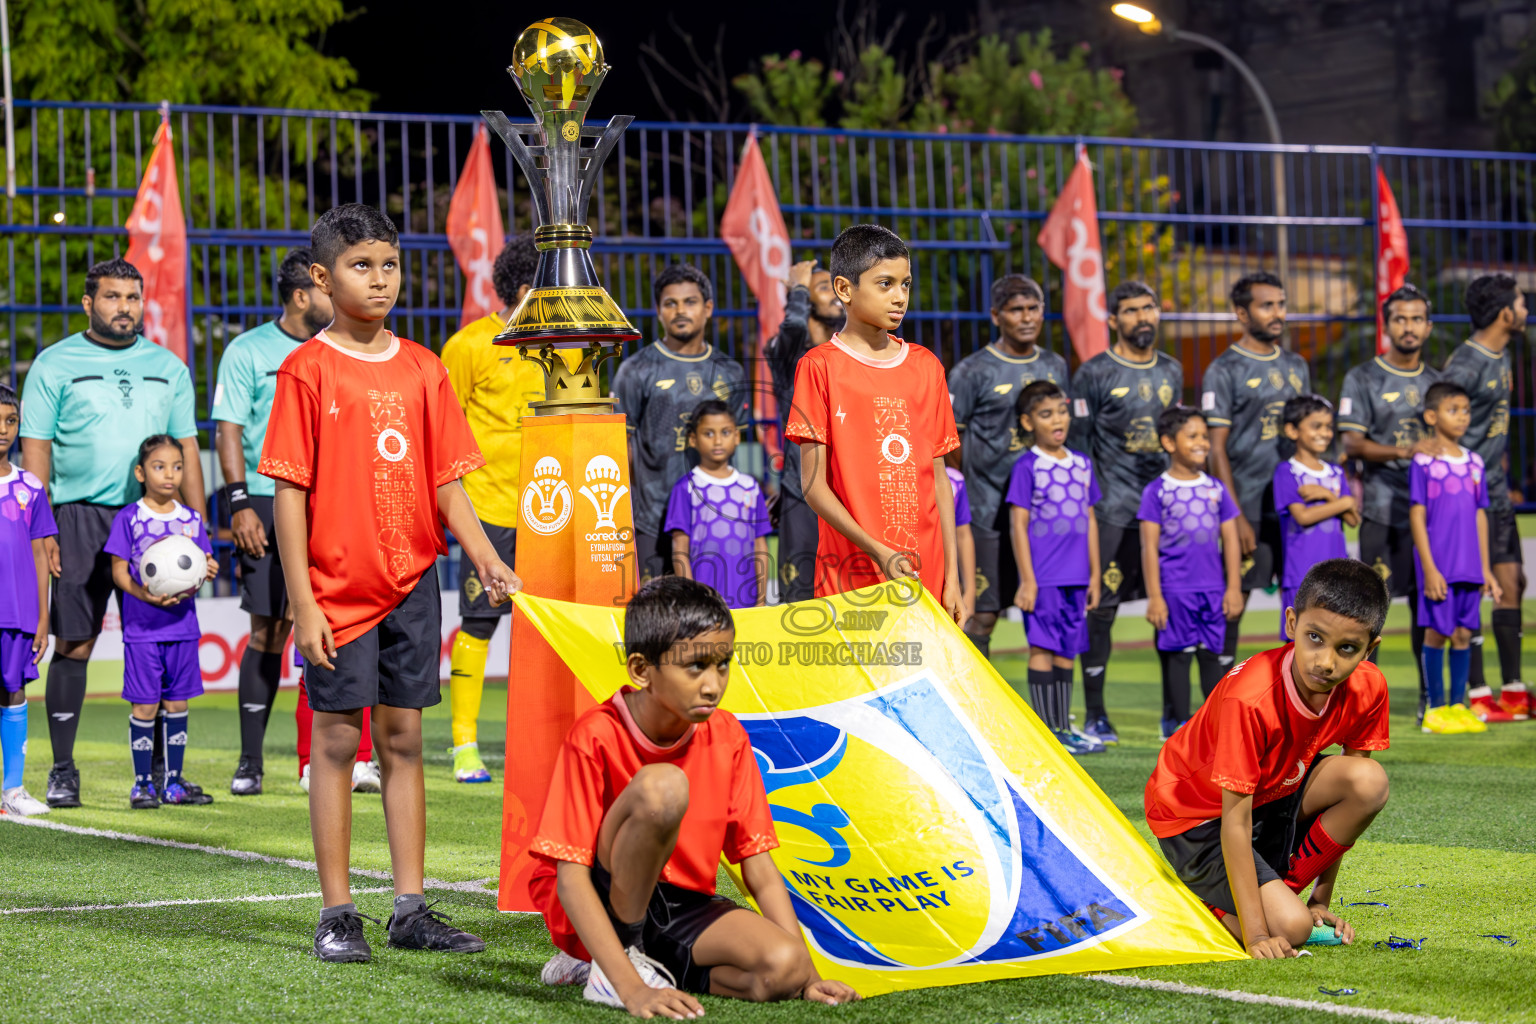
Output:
[157, 772, 213, 804]
[45, 763, 81, 808]
[230, 757, 263, 796]
[314, 910, 379, 963]
[129, 781, 160, 809]
[387, 902, 486, 952]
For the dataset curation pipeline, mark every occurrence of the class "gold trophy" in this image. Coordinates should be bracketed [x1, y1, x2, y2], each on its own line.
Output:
[483, 17, 640, 414]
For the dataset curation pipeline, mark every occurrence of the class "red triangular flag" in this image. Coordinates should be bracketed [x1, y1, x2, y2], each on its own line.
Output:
[124, 120, 188, 361]
[1375, 168, 1409, 355]
[447, 124, 507, 328]
[1037, 148, 1109, 363]
[720, 129, 791, 458]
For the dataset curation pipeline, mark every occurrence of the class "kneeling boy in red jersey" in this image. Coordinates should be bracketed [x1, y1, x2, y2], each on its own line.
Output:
[1145, 558, 1393, 959]
[531, 576, 860, 1018]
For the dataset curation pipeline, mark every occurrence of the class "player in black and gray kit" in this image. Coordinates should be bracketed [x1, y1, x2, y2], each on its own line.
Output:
[1338, 283, 1440, 718]
[613, 263, 751, 585]
[1203, 271, 1310, 670]
[767, 259, 843, 603]
[948, 274, 1069, 657]
[1442, 273, 1527, 717]
[1073, 281, 1183, 745]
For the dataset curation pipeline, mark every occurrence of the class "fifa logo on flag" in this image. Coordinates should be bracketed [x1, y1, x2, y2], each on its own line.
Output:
[522, 457, 573, 536]
[579, 455, 629, 532]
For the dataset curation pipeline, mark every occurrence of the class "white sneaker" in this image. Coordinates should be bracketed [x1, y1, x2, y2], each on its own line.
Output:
[299, 764, 310, 794]
[351, 760, 381, 794]
[541, 949, 592, 986]
[583, 946, 676, 1008]
[2, 786, 51, 816]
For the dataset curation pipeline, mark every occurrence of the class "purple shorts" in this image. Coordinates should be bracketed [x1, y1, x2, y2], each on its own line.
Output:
[1022, 585, 1089, 657]
[1417, 583, 1482, 638]
[1279, 587, 1299, 642]
[1158, 590, 1226, 652]
[122, 640, 204, 704]
[1, 629, 40, 693]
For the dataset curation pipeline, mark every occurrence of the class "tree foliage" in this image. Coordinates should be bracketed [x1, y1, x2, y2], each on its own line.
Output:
[734, 31, 1136, 138]
[1486, 33, 1536, 153]
[10, 0, 369, 110]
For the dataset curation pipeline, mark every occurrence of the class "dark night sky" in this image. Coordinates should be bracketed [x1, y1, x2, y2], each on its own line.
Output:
[327, 1, 957, 121]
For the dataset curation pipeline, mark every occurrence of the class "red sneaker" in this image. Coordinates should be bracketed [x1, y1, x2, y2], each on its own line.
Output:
[1496, 684, 1531, 721]
[1469, 691, 1516, 723]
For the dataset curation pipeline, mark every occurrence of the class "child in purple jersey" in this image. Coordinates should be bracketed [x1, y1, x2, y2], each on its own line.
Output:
[1274, 396, 1357, 642]
[947, 465, 978, 630]
[104, 436, 218, 808]
[0, 385, 58, 816]
[1139, 406, 1242, 739]
[665, 402, 772, 607]
[1410, 382, 1501, 736]
[1006, 382, 1103, 755]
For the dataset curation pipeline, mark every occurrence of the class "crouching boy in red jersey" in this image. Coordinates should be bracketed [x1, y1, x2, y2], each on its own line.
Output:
[1145, 558, 1393, 959]
[530, 576, 860, 1018]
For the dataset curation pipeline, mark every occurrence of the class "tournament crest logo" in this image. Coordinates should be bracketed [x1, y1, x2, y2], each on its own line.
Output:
[1405, 385, 1420, 408]
[1137, 379, 1153, 403]
[713, 380, 731, 402]
[579, 455, 629, 532]
[1102, 561, 1124, 593]
[521, 456, 574, 536]
[1157, 381, 1174, 406]
[1289, 369, 1304, 393]
[1269, 369, 1285, 391]
[739, 671, 1144, 969]
[687, 372, 704, 396]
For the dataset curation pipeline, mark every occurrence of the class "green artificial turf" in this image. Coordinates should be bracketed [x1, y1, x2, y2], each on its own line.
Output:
[3, 607, 1534, 1024]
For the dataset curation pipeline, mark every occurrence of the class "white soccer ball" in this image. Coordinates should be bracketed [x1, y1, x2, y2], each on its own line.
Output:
[139, 535, 206, 598]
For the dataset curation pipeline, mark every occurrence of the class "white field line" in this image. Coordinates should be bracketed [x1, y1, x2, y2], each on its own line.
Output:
[1, 814, 514, 901]
[3, 887, 395, 915]
[1086, 974, 1482, 1024]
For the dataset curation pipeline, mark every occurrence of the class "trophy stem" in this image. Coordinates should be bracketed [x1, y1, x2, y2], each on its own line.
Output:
[523, 341, 620, 415]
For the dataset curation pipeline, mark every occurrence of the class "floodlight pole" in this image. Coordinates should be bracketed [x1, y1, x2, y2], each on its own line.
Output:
[1168, 28, 1288, 288]
[1, 0, 14, 200]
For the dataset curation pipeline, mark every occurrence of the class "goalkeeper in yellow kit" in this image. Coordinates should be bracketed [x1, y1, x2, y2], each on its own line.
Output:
[440, 236, 570, 783]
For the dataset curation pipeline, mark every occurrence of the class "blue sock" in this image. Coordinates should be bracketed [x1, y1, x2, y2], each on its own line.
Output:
[163, 711, 188, 782]
[1449, 648, 1471, 707]
[2, 704, 27, 790]
[1422, 647, 1446, 708]
[130, 716, 157, 784]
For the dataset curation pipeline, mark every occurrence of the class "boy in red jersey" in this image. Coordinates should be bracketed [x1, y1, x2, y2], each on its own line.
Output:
[531, 577, 860, 1017]
[784, 225, 962, 617]
[261, 204, 521, 963]
[1145, 558, 1392, 959]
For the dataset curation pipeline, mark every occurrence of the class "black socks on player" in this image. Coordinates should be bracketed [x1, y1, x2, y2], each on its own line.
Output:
[1221, 617, 1241, 670]
[1082, 611, 1115, 718]
[1053, 665, 1075, 733]
[1027, 669, 1056, 731]
[237, 649, 284, 772]
[1492, 608, 1523, 685]
[46, 656, 89, 766]
[1159, 650, 1192, 723]
[1197, 648, 1224, 698]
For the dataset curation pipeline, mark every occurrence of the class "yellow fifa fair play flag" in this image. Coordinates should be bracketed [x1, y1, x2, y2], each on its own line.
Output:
[512, 582, 1245, 995]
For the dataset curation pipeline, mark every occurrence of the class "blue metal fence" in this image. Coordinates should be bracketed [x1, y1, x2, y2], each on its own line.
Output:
[5, 99, 1534, 548]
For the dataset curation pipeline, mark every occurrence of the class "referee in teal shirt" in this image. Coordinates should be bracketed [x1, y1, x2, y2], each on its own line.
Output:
[20, 258, 208, 808]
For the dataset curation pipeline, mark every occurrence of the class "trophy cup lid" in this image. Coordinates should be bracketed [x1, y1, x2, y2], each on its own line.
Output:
[510, 18, 608, 112]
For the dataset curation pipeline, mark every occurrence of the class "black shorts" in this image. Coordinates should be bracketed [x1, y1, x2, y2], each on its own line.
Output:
[632, 529, 672, 589]
[971, 523, 1018, 616]
[1094, 517, 1147, 613]
[303, 571, 442, 713]
[1358, 519, 1417, 598]
[776, 488, 818, 605]
[51, 502, 123, 641]
[236, 495, 288, 619]
[590, 862, 739, 994]
[1488, 507, 1524, 566]
[458, 520, 516, 620]
[1239, 510, 1282, 592]
[1157, 756, 1326, 916]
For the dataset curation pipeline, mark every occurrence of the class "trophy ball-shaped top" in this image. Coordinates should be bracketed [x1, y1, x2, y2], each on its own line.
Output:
[510, 18, 609, 112]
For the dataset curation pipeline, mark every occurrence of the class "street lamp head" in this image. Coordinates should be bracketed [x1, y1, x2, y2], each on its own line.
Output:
[1111, 3, 1164, 34]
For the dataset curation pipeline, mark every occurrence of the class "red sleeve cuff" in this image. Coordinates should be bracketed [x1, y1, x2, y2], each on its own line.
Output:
[1210, 774, 1258, 795]
[529, 836, 594, 866]
[256, 457, 312, 489]
[435, 451, 487, 487]
[726, 832, 780, 863]
[784, 422, 825, 444]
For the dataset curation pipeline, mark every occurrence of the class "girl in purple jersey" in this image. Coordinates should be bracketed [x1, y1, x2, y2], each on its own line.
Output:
[1274, 396, 1357, 642]
[105, 436, 218, 808]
